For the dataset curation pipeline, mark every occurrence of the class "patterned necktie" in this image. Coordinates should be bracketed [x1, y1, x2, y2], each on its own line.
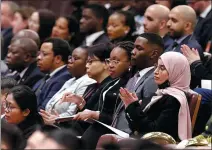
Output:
[172, 41, 178, 51]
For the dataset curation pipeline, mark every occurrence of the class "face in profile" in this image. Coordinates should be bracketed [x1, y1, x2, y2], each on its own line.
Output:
[154, 58, 169, 85]
[37, 42, 55, 73]
[11, 12, 28, 34]
[4, 93, 29, 124]
[80, 8, 98, 34]
[86, 56, 107, 80]
[107, 13, 129, 40]
[106, 47, 130, 78]
[28, 12, 39, 33]
[6, 41, 26, 70]
[167, 9, 185, 39]
[67, 47, 87, 78]
[51, 17, 70, 40]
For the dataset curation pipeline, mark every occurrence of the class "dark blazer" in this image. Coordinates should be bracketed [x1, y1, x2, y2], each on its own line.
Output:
[1, 28, 13, 60]
[163, 34, 174, 50]
[112, 69, 158, 133]
[165, 34, 204, 60]
[194, 10, 212, 51]
[81, 33, 110, 46]
[19, 62, 45, 88]
[125, 94, 180, 140]
[34, 66, 72, 110]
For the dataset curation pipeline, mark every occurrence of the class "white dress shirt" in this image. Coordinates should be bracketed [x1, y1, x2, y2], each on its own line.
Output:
[45, 74, 96, 117]
[200, 5, 211, 18]
[85, 31, 105, 46]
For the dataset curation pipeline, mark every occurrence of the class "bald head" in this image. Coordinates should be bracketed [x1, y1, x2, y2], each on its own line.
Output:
[144, 4, 170, 36]
[146, 4, 170, 20]
[11, 38, 38, 58]
[171, 5, 197, 28]
[12, 29, 40, 47]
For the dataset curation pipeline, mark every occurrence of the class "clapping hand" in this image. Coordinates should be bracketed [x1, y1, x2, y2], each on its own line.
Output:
[119, 87, 139, 108]
[39, 109, 59, 125]
[181, 44, 200, 64]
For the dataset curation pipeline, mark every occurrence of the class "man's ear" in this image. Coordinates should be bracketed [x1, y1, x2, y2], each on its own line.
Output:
[54, 55, 62, 64]
[184, 22, 192, 31]
[159, 20, 167, 30]
[22, 109, 30, 117]
[150, 49, 159, 60]
[24, 53, 32, 62]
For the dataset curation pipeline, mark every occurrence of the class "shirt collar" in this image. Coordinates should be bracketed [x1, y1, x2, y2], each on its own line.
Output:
[138, 66, 154, 78]
[200, 5, 211, 18]
[85, 31, 105, 46]
[49, 65, 66, 77]
[175, 35, 189, 44]
[19, 67, 29, 78]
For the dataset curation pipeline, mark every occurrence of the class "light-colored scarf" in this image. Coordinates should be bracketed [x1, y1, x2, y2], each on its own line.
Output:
[143, 52, 192, 140]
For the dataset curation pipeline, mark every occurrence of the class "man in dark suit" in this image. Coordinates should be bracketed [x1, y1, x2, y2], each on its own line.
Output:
[5, 38, 44, 88]
[34, 38, 72, 110]
[1, 1, 19, 60]
[80, 4, 110, 46]
[166, 5, 204, 58]
[143, 4, 174, 50]
[188, 0, 212, 52]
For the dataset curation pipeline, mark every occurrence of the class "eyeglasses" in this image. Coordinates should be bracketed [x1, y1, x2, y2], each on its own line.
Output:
[105, 58, 129, 65]
[86, 59, 101, 65]
[68, 56, 80, 62]
[2, 100, 19, 112]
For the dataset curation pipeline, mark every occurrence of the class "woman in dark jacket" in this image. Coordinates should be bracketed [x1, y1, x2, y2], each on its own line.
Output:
[3, 85, 43, 140]
[107, 11, 136, 44]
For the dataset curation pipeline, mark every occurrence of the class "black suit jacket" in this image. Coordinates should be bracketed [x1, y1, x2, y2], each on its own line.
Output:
[19, 62, 45, 88]
[194, 10, 212, 52]
[81, 33, 110, 46]
[125, 94, 180, 140]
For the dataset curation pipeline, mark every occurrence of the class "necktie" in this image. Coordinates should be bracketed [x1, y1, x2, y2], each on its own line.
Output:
[35, 74, 50, 96]
[171, 41, 178, 51]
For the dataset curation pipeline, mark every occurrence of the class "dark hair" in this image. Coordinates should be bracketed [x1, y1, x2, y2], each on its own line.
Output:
[37, 9, 56, 43]
[139, 33, 164, 50]
[88, 43, 113, 61]
[84, 4, 109, 29]
[64, 16, 79, 36]
[36, 124, 60, 135]
[113, 11, 136, 36]
[1, 77, 17, 92]
[115, 41, 134, 60]
[171, 0, 187, 8]
[47, 129, 82, 150]
[1, 121, 25, 150]
[16, 6, 35, 20]
[44, 38, 72, 63]
[7, 85, 43, 123]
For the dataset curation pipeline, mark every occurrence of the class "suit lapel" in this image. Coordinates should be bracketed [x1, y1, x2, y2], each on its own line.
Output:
[19, 63, 36, 84]
[134, 68, 154, 91]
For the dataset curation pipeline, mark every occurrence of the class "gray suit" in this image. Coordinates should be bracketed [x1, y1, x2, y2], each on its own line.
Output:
[112, 68, 157, 133]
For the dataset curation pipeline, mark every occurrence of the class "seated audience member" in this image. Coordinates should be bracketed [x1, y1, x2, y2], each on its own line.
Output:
[26, 125, 59, 149]
[5, 38, 44, 88]
[51, 16, 82, 50]
[1, 1, 19, 60]
[166, 5, 204, 89]
[3, 85, 44, 140]
[1, 36, 9, 77]
[39, 47, 96, 124]
[33, 38, 72, 110]
[80, 4, 110, 46]
[58, 43, 113, 133]
[156, 0, 187, 9]
[78, 33, 163, 149]
[11, 6, 35, 34]
[143, 4, 174, 49]
[166, 5, 203, 57]
[1, 77, 17, 116]
[11, 29, 40, 48]
[120, 52, 192, 141]
[1, 121, 25, 150]
[28, 9, 56, 43]
[188, 0, 212, 52]
[107, 11, 136, 44]
[36, 129, 82, 149]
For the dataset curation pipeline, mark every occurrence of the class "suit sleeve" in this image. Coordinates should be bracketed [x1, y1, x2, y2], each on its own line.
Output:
[125, 96, 180, 134]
